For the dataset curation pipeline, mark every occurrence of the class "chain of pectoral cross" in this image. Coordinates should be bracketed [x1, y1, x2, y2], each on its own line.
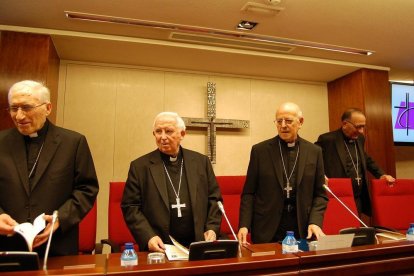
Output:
[163, 159, 186, 217]
[278, 140, 299, 199]
[343, 140, 362, 186]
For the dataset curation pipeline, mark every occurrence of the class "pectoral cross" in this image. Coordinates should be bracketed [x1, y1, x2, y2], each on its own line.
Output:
[172, 197, 186, 217]
[284, 183, 292, 198]
[355, 177, 362, 186]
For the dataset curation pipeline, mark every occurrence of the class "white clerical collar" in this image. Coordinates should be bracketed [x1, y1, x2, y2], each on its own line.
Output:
[287, 142, 296, 148]
[29, 132, 38, 138]
[169, 156, 178, 162]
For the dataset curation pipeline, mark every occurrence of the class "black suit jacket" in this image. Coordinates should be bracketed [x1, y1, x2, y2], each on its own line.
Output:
[0, 122, 99, 255]
[121, 148, 222, 250]
[239, 136, 328, 243]
[315, 128, 384, 215]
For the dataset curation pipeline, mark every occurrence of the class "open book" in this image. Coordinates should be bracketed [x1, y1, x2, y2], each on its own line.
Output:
[164, 236, 189, 261]
[13, 213, 46, 252]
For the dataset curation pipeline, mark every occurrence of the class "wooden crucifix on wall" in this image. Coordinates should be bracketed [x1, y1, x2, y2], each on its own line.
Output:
[182, 82, 250, 164]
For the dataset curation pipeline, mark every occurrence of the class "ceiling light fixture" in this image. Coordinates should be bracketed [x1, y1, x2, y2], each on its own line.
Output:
[237, 20, 258, 30]
[65, 11, 374, 56]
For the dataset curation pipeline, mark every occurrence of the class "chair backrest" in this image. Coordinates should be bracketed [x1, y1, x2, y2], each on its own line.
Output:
[108, 182, 137, 250]
[215, 176, 246, 238]
[322, 178, 360, 234]
[79, 201, 97, 254]
[371, 179, 414, 232]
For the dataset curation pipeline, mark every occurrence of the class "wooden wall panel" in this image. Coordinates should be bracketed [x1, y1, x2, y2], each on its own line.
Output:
[327, 71, 364, 130]
[327, 69, 396, 177]
[361, 69, 395, 177]
[0, 31, 59, 130]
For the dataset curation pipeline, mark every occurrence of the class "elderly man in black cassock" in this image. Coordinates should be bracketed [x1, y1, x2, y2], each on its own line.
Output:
[121, 111, 222, 252]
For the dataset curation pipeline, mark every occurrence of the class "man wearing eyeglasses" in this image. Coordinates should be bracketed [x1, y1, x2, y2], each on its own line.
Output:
[315, 108, 395, 216]
[121, 112, 222, 252]
[0, 80, 99, 256]
[238, 102, 328, 244]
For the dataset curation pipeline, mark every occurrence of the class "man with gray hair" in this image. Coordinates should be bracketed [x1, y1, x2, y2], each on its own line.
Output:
[0, 80, 99, 255]
[122, 112, 222, 252]
[238, 102, 328, 244]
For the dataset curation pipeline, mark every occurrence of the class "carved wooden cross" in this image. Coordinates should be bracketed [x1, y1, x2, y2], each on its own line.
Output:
[182, 82, 250, 163]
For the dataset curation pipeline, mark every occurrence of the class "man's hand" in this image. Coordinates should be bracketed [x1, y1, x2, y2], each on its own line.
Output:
[380, 174, 396, 186]
[204, 230, 217, 241]
[237, 227, 250, 245]
[148, 236, 165, 252]
[307, 224, 325, 240]
[0, 213, 17, 235]
[33, 214, 60, 248]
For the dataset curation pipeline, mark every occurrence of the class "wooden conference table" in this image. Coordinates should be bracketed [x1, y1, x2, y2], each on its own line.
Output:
[3, 240, 414, 275]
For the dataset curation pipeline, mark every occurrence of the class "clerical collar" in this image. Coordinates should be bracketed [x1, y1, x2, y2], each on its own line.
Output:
[24, 120, 49, 141]
[278, 137, 297, 148]
[160, 149, 182, 164]
[342, 132, 355, 144]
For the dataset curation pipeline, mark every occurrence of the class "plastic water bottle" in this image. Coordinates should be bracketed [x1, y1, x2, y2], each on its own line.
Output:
[406, 223, 414, 241]
[120, 242, 138, 266]
[282, 231, 298, 254]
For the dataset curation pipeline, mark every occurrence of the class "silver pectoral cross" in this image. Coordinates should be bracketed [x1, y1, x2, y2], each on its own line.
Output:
[355, 177, 362, 186]
[172, 197, 186, 217]
[284, 182, 292, 198]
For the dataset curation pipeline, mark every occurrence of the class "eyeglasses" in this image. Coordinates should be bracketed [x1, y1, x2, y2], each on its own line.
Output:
[6, 103, 47, 114]
[154, 128, 177, 137]
[274, 118, 296, 126]
[346, 120, 365, 130]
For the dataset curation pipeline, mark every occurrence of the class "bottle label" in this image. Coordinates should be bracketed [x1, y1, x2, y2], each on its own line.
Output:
[121, 259, 138, 266]
[282, 244, 299, 253]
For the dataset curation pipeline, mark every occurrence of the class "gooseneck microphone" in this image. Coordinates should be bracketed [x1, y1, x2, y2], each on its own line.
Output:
[43, 210, 58, 271]
[323, 184, 378, 245]
[323, 184, 368, 227]
[217, 201, 242, 257]
[217, 201, 238, 241]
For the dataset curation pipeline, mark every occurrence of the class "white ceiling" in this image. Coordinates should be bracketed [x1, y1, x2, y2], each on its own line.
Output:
[1, 0, 414, 83]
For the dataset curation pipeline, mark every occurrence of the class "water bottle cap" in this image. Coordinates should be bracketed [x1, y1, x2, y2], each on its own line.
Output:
[124, 242, 134, 249]
[410, 223, 414, 227]
[286, 231, 294, 235]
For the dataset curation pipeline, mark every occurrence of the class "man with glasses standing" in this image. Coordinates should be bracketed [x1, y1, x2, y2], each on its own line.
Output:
[315, 108, 395, 216]
[238, 102, 328, 244]
[121, 112, 222, 252]
[0, 80, 98, 255]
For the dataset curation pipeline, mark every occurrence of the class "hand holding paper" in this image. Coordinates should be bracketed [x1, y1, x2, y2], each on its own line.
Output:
[13, 213, 46, 251]
[33, 213, 60, 249]
[0, 213, 17, 235]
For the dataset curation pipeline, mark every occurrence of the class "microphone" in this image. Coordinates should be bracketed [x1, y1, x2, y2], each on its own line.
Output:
[217, 201, 238, 241]
[217, 201, 242, 257]
[323, 184, 368, 227]
[323, 184, 377, 245]
[43, 210, 58, 270]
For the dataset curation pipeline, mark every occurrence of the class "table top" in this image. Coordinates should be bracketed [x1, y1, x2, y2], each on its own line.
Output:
[2, 240, 414, 275]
